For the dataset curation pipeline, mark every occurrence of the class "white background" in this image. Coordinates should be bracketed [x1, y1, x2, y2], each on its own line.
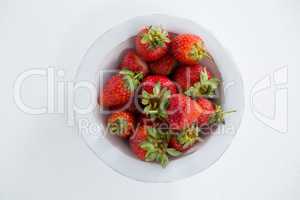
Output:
[0, 0, 299, 199]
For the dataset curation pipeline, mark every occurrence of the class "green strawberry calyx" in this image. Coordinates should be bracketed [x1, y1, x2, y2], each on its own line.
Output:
[209, 104, 236, 125]
[141, 26, 171, 49]
[140, 127, 181, 168]
[177, 124, 204, 149]
[141, 82, 171, 120]
[185, 69, 220, 98]
[107, 118, 128, 136]
[188, 41, 212, 61]
[120, 69, 144, 92]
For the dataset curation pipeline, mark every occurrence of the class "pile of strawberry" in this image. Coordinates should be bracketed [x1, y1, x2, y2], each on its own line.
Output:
[99, 26, 234, 167]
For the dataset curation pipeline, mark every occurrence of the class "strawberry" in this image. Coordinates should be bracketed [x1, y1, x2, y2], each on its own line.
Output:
[129, 126, 181, 167]
[172, 34, 211, 64]
[185, 69, 220, 99]
[196, 98, 236, 125]
[173, 64, 220, 98]
[169, 125, 203, 152]
[120, 49, 149, 75]
[129, 126, 148, 160]
[140, 75, 177, 119]
[173, 64, 212, 90]
[99, 69, 143, 108]
[141, 75, 177, 94]
[135, 26, 171, 61]
[149, 54, 177, 75]
[107, 111, 134, 138]
[196, 98, 215, 125]
[166, 94, 203, 130]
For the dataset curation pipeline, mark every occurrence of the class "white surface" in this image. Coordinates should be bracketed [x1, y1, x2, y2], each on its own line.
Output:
[0, 0, 299, 199]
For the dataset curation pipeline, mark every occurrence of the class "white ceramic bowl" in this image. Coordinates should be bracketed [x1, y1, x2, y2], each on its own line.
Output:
[75, 14, 244, 182]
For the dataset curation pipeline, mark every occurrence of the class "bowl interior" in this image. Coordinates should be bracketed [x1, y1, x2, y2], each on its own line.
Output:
[96, 35, 225, 159]
[75, 14, 244, 182]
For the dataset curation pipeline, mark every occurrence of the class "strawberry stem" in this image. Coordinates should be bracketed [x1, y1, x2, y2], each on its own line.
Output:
[209, 105, 236, 124]
[108, 119, 128, 136]
[141, 82, 171, 120]
[185, 69, 220, 99]
[189, 41, 213, 62]
[120, 69, 144, 92]
[140, 127, 180, 167]
[141, 26, 170, 49]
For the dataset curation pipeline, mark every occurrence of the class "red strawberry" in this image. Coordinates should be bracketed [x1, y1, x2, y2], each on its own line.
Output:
[149, 54, 177, 75]
[196, 98, 236, 125]
[107, 111, 134, 138]
[166, 94, 203, 130]
[129, 126, 181, 167]
[120, 49, 149, 75]
[140, 75, 177, 119]
[141, 75, 177, 94]
[173, 65, 220, 98]
[169, 125, 203, 152]
[129, 126, 148, 160]
[99, 69, 143, 108]
[172, 34, 211, 64]
[173, 64, 212, 91]
[135, 26, 171, 61]
[196, 98, 215, 125]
